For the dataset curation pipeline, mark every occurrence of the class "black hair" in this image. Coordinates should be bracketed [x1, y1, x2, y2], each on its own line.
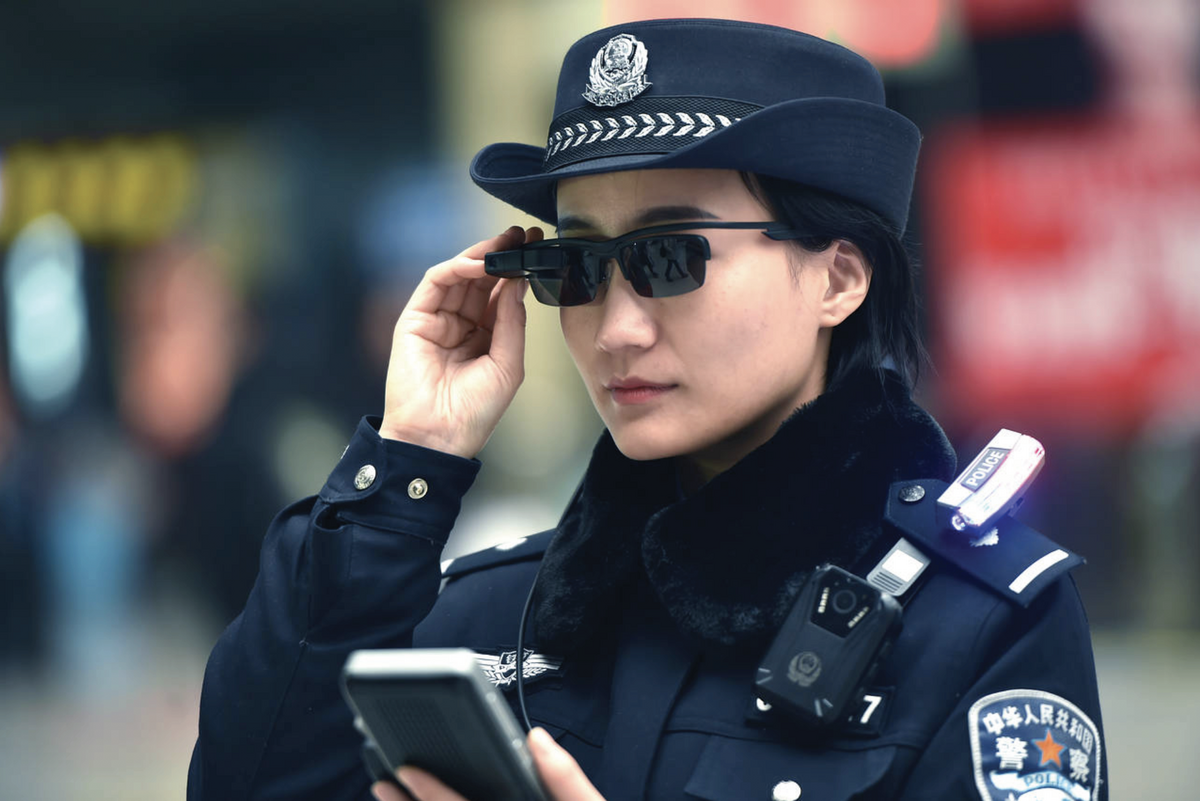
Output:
[741, 172, 927, 392]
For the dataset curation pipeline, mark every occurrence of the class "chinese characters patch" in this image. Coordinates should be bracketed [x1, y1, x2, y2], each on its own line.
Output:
[969, 689, 1102, 801]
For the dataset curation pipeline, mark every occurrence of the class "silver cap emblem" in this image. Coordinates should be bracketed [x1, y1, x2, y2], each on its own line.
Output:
[583, 33, 651, 108]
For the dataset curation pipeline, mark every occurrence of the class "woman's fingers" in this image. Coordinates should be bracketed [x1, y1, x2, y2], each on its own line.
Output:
[404, 228, 521, 319]
[457, 225, 536, 322]
[372, 780, 413, 801]
[480, 225, 539, 373]
[528, 727, 606, 801]
[395, 767, 469, 801]
[405, 257, 492, 317]
[462, 224, 526, 260]
[379, 225, 540, 457]
[457, 272, 502, 330]
[404, 225, 539, 337]
[381, 726, 602, 801]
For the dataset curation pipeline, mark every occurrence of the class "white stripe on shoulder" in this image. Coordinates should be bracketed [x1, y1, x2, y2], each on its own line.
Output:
[1009, 549, 1069, 593]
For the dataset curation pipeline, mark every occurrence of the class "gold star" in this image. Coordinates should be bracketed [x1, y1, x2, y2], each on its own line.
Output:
[1034, 729, 1065, 768]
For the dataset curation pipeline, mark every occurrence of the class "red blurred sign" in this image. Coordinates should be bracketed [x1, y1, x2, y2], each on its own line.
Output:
[962, 0, 1077, 34]
[923, 115, 1200, 435]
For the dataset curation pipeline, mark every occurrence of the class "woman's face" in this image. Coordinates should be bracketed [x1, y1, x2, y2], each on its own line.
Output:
[556, 168, 859, 478]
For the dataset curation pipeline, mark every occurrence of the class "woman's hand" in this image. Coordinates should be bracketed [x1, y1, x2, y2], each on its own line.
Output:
[379, 226, 543, 458]
[371, 727, 605, 801]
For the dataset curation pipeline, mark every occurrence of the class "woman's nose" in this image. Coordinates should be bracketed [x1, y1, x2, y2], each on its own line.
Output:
[594, 259, 658, 353]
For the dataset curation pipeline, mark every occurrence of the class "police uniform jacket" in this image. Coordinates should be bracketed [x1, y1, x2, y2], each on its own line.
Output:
[188, 371, 1108, 801]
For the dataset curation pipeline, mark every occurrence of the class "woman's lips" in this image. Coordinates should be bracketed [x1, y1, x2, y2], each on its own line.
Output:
[605, 379, 677, 405]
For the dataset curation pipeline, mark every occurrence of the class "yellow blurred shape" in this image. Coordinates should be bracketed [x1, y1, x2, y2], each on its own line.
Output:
[0, 134, 199, 247]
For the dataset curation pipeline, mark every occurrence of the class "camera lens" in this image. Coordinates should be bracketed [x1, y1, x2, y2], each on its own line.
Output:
[832, 589, 857, 614]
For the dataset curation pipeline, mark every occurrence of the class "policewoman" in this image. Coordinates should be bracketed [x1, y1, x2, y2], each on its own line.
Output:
[189, 19, 1107, 801]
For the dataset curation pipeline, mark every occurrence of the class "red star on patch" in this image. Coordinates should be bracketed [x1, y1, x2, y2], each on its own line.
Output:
[1034, 729, 1065, 768]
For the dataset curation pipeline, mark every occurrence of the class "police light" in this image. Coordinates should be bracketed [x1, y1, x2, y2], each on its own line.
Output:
[937, 429, 1044, 533]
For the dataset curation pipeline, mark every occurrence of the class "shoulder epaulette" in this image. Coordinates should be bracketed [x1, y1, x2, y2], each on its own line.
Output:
[440, 529, 555, 579]
[883, 479, 1083, 606]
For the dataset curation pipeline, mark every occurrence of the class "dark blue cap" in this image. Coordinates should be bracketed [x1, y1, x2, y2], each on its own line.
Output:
[470, 18, 921, 233]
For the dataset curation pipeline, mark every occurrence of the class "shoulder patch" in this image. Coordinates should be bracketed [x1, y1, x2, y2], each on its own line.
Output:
[969, 689, 1102, 801]
[884, 479, 1083, 606]
[441, 529, 555, 579]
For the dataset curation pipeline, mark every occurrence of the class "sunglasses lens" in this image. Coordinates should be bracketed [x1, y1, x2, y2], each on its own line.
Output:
[520, 234, 709, 304]
[524, 247, 600, 307]
[622, 237, 707, 298]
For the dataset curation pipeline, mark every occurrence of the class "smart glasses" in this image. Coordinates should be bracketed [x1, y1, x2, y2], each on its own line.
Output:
[483, 221, 810, 307]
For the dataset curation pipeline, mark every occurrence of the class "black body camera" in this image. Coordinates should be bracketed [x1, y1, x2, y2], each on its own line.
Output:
[755, 564, 901, 728]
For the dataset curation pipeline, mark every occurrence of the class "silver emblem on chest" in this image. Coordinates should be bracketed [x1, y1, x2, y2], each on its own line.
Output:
[583, 33, 651, 107]
[475, 649, 563, 688]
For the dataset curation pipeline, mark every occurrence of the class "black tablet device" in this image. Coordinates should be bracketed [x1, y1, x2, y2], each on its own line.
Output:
[340, 648, 549, 801]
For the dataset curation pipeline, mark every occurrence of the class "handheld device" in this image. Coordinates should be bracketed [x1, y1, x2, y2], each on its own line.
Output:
[937, 429, 1045, 534]
[755, 565, 902, 728]
[340, 648, 549, 801]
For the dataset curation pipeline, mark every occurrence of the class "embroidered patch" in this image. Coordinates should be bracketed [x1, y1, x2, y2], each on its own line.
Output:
[474, 648, 564, 689]
[969, 689, 1102, 801]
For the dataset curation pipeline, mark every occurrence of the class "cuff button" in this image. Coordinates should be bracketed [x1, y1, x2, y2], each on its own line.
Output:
[408, 477, 429, 500]
[353, 464, 377, 491]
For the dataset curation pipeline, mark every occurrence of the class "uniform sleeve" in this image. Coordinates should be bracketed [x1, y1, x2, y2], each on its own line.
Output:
[187, 416, 480, 801]
[896, 576, 1108, 801]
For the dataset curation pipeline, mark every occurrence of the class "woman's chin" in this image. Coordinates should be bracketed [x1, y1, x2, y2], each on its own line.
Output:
[607, 428, 686, 462]
[607, 421, 718, 463]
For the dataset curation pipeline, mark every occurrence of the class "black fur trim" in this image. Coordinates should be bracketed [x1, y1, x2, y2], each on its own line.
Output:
[533, 371, 957, 651]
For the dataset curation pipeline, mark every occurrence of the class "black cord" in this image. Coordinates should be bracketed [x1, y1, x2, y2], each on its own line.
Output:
[515, 482, 583, 736]
[515, 569, 539, 733]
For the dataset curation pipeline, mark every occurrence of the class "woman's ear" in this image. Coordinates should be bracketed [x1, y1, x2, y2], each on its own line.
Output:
[818, 239, 871, 328]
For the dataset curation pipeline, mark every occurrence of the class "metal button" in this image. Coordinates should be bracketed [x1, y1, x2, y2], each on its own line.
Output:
[756, 697, 773, 712]
[772, 780, 801, 801]
[353, 465, 376, 491]
[898, 484, 925, 503]
[407, 477, 428, 500]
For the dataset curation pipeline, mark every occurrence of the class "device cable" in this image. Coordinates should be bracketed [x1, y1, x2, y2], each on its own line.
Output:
[515, 570, 538, 733]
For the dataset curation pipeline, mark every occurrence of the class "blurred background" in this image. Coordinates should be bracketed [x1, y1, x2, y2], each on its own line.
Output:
[0, 0, 1196, 797]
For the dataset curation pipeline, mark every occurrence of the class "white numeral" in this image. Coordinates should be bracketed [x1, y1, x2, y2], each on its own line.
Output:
[860, 694, 883, 724]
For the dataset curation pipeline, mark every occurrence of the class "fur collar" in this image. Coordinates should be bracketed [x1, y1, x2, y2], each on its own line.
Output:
[532, 371, 957, 651]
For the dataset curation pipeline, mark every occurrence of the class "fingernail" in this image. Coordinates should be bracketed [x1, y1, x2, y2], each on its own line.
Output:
[529, 726, 554, 751]
[397, 766, 423, 791]
[372, 781, 400, 801]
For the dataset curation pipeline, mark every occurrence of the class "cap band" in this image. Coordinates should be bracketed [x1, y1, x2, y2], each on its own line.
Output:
[543, 97, 762, 172]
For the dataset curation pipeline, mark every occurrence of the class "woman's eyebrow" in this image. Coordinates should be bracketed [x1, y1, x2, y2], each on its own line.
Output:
[634, 206, 721, 227]
[556, 205, 721, 235]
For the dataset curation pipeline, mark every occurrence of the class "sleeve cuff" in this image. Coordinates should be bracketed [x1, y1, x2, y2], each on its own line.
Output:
[317, 416, 481, 543]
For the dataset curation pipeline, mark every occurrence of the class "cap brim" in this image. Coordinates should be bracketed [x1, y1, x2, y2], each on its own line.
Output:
[469, 98, 920, 232]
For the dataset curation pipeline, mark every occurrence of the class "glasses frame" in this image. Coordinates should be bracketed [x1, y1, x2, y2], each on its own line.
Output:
[484, 221, 811, 306]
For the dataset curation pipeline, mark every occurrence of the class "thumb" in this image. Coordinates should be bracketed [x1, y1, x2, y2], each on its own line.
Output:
[528, 727, 605, 801]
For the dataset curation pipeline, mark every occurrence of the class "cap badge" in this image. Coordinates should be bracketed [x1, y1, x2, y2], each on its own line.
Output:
[583, 33, 651, 108]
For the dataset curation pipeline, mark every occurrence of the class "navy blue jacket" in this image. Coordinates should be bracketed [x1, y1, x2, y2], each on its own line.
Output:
[189, 375, 1107, 801]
